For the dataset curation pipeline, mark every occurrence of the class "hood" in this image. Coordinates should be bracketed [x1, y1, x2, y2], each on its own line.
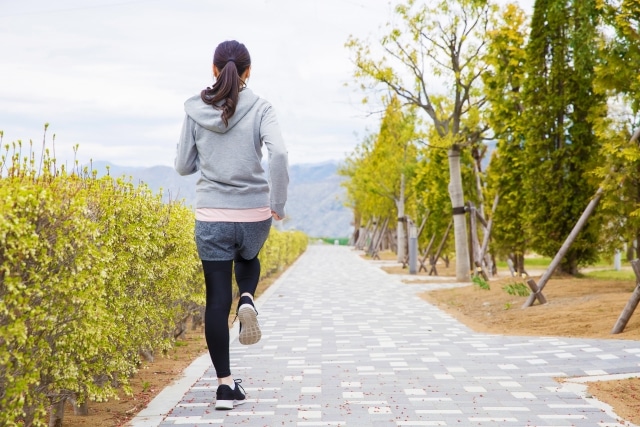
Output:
[184, 88, 260, 133]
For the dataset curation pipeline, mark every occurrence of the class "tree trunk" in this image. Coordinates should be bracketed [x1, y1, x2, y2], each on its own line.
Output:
[561, 257, 579, 275]
[468, 203, 481, 272]
[367, 218, 380, 256]
[49, 398, 66, 427]
[396, 217, 406, 262]
[139, 349, 154, 363]
[448, 146, 470, 281]
[517, 253, 526, 276]
[471, 147, 486, 218]
[396, 174, 406, 263]
[627, 240, 635, 263]
[70, 395, 89, 416]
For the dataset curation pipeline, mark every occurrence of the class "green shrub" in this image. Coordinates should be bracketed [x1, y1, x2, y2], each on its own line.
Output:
[472, 275, 490, 290]
[502, 282, 530, 297]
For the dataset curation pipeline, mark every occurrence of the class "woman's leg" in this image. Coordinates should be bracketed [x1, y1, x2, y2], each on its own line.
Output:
[234, 254, 260, 298]
[234, 218, 271, 301]
[234, 254, 262, 345]
[201, 259, 234, 384]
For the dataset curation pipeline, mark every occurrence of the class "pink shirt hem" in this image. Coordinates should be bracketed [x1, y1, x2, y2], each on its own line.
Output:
[195, 206, 272, 222]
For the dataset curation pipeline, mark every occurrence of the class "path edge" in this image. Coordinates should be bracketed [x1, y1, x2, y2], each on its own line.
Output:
[561, 373, 640, 427]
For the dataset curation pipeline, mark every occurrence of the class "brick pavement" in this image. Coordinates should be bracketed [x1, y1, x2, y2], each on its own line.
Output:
[130, 244, 640, 427]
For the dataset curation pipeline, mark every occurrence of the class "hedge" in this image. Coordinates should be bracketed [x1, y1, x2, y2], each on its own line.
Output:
[0, 138, 307, 426]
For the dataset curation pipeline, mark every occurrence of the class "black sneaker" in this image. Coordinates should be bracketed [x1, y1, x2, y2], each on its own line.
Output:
[215, 379, 246, 410]
[237, 297, 261, 345]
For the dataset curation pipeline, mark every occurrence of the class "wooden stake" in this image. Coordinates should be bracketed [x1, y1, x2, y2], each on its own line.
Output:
[419, 232, 437, 273]
[429, 220, 452, 276]
[526, 278, 547, 305]
[365, 219, 380, 255]
[371, 218, 389, 260]
[522, 187, 603, 308]
[480, 194, 499, 275]
[355, 218, 372, 250]
[611, 259, 640, 334]
[469, 202, 488, 280]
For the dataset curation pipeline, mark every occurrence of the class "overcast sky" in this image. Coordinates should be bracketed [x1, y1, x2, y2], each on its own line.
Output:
[0, 0, 532, 168]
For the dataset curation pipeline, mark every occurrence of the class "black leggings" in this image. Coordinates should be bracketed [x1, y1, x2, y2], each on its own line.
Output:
[201, 255, 261, 378]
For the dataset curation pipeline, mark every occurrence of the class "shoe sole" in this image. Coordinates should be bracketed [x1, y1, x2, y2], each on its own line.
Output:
[215, 399, 246, 410]
[238, 305, 261, 345]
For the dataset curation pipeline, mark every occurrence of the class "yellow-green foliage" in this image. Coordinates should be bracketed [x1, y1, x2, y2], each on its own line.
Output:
[259, 227, 308, 279]
[0, 138, 307, 426]
[0, 176, 104, 425]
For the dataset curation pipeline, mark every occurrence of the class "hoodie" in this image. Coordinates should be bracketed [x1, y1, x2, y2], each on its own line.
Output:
[174, 88, 288, 219]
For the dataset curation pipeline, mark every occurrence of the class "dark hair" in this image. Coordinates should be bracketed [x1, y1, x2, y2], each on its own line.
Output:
[201, 40, 251, 127]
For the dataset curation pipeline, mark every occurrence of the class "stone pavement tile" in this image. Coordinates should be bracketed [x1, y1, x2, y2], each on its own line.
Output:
[131, 245, 639, 427]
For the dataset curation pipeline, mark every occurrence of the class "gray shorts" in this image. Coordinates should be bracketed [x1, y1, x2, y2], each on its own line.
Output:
[195, 218, 272, 261]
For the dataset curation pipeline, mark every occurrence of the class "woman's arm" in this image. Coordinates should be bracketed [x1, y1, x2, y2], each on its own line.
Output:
[260, 104, 289, 219]
[174, 114, 199, 176]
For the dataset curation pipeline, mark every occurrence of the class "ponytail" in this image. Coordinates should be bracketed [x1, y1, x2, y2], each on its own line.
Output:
[201, 41, 251, 127]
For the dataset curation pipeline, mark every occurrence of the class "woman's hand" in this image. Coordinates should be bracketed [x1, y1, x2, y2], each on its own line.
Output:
[271, 211, 283, 221]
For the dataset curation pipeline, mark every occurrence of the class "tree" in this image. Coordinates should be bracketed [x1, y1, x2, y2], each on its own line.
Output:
[339, 96, 419, 260]
[413, 127, 478, 264]
[592, 0, 640, 259]
[347, 0, 499, 281]
[340, 133, 396, 228]
[376, 97, 419, 261]
[483, 4, 529, 271]
[522, 0, 605, 274]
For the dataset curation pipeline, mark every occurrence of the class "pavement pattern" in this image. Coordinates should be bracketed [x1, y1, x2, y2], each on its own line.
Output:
[130, 244, 640, 427]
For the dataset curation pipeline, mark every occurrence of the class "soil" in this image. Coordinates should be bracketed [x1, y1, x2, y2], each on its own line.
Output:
[587, 378, 640, 425]
[61, 327, 209, 427]
[377, 253, 640, 426]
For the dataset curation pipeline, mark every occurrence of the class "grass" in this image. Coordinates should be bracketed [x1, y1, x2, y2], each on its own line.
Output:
[495, 255, 632, 271]
[316, 237, 349, 245]
[582, 269, 637, 281]
[472, 275, 490, 290]
[502, 282, 530, 297]
[495, 256, 552, 269]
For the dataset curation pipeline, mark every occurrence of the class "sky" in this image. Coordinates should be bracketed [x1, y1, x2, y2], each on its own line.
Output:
[0, 0, 532, 168]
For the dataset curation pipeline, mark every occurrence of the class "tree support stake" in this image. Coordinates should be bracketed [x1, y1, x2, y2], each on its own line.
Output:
[522, 187, 603, 308]
[611, 259, 640, 334]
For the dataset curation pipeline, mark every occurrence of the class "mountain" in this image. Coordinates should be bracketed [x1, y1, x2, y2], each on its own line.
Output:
[285, 162, 353, 238]
[88, 160, 353, 238]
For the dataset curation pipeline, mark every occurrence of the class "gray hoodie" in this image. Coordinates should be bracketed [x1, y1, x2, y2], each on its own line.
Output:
[175, 88, 288, 218]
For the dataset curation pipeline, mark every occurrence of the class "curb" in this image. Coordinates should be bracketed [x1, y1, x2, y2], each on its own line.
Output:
[560, 373, 640, 427]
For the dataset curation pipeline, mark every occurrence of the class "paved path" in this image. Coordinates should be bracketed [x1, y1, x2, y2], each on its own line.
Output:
[131, 245, 640, 427]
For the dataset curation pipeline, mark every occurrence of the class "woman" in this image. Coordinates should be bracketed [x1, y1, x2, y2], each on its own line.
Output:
[175, 40, 288, 410]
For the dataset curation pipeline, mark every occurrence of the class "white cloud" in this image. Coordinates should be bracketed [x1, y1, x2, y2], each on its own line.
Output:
[0, 0, 533, 167]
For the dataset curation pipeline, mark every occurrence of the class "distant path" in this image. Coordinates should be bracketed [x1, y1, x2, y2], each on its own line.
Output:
[131, 245, 640, 427]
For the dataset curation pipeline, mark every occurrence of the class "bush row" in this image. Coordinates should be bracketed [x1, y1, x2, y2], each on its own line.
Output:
[0, 165, 307, 426]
